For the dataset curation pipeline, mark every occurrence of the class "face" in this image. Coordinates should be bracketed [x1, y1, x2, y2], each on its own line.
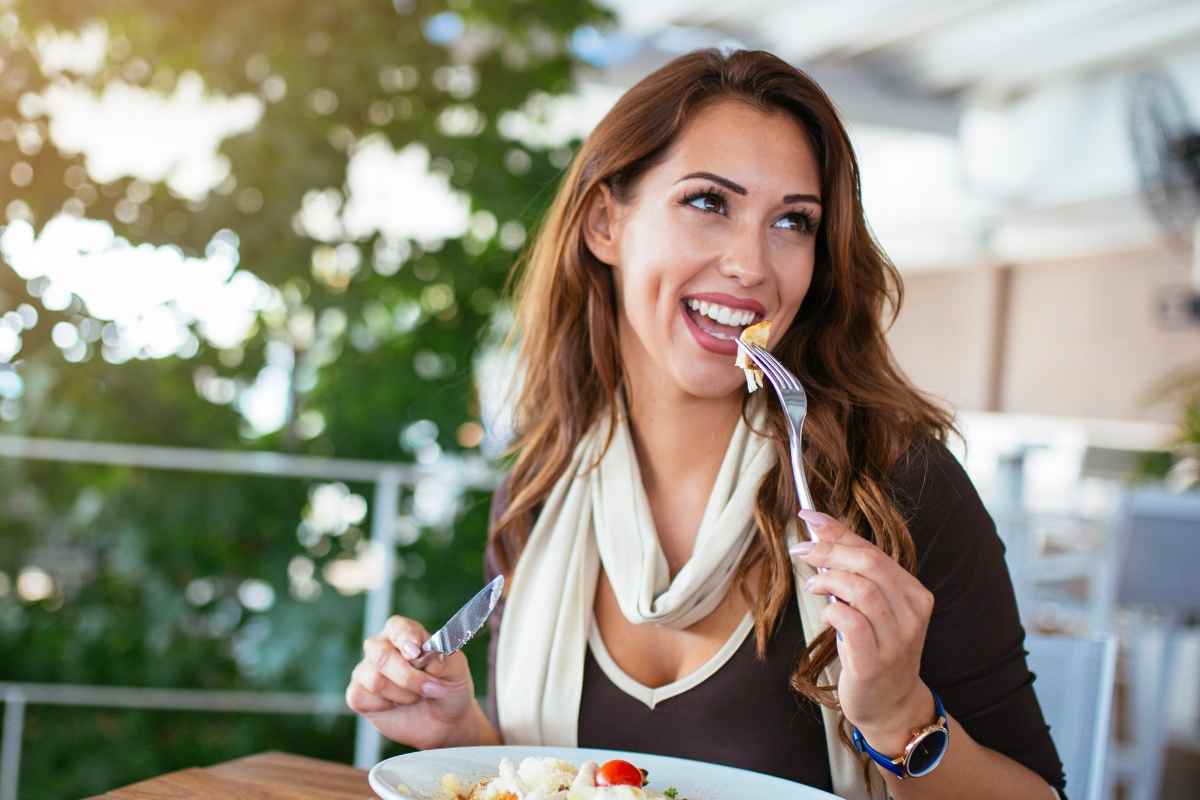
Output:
[584, 98, 822, 402]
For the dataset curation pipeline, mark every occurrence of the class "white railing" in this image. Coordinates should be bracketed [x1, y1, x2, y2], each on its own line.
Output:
[0, 682, 354, 800]
[0, 435, 499, 798]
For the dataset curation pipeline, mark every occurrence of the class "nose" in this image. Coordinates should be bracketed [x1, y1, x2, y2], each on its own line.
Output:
[716, 229, 769, 287]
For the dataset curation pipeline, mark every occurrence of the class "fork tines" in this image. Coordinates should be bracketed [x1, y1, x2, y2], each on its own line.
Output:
[738, 341, 800, 391]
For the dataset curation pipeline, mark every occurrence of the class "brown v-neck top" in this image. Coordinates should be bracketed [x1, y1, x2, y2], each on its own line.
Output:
[482, 437, 1068, 797]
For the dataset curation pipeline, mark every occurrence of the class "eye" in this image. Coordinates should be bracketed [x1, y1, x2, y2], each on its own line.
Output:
[679, 185, 819, 236]
[776, 210, 819, 235]
[680, 186, 726, 214]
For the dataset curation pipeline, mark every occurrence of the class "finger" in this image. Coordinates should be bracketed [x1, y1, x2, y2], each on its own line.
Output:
[797, 542, 929, 626]
[363, 636, 463, 699]
[379, 618, 462, 680]
[797, 510, 871, 548]
[345, 680, 397, 713]
[904, 584, 936, 622]
[881, 587, 935, 648]
[804, 568, 901, 644]
[822, 599, 880, 676]
[792, 541, 908, 587]
[351, 659, 420, 705]
[793, 539, 880, 571]
[793, 524, 935, 625]
[382, 616, 432, 660]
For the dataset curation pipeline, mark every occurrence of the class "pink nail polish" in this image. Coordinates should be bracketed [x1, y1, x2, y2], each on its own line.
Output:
[401, 641, 420, 660]
[799, 510, 826, 527]
[790, 541, 814, 556]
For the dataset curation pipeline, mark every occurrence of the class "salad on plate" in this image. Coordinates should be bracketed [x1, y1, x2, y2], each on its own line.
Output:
[435, 755, 687, 800]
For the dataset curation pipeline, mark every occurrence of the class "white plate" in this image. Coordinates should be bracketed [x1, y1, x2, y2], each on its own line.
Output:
[369, 745, 839, 799]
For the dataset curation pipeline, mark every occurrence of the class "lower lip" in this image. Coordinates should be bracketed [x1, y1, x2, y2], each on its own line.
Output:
[680, 301, 740, 356]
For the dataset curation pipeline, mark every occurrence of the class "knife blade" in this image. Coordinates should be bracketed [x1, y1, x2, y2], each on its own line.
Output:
[410, 574, 504, 670]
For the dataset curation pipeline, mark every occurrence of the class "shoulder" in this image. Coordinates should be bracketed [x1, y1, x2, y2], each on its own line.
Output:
[886, 435, 1003, 585]
[888, 435, 973, 520]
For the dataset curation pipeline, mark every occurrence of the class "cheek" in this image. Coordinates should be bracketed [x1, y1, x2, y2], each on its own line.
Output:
[770, 249, 817, 329]
[617, 217, 700, 319]
[788, 264, 815, 303]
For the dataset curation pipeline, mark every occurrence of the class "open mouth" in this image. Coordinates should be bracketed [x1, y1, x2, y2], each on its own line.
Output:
[681, 298, 763, 341]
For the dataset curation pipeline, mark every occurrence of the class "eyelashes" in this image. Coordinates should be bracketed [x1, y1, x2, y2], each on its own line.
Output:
[678, 184, 819, 235]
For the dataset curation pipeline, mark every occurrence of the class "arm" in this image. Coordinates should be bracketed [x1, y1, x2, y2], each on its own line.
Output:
[854, 695, 1058, 799]
[345, 480, 513, 750]
[795, 440, 1066, 799]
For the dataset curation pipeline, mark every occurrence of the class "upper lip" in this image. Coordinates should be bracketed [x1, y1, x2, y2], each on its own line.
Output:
[682, 292, 767, 319]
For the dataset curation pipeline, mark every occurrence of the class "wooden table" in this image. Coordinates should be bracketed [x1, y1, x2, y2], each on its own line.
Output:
[89, 751, 375, 799]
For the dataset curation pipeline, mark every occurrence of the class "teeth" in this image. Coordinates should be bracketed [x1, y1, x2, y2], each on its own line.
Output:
[685, 299, 759, 327]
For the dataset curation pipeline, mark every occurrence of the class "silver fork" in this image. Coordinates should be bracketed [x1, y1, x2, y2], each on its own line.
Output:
[736, 339, 837, 605]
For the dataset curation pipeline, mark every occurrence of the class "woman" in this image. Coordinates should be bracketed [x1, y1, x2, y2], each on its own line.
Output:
[346, 48, 1067, 799]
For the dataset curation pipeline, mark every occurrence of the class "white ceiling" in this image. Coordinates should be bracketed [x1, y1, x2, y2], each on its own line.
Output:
[578, 0, 1200, 269]
[595, 0, 1200, 107]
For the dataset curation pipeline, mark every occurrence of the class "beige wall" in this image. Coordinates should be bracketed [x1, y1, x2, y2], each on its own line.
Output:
[887, 246, 1198, 424]
[886, 265, 999, 413]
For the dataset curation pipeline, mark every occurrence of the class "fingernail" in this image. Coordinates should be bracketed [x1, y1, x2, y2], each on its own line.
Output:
[798, 510, 827, 527]
[401, 640, 421, 660]
[421, 681, 449, 699]
[804, 576, 818, 591]
[790, 542, 815, 556]
[837, 631, 844, 641]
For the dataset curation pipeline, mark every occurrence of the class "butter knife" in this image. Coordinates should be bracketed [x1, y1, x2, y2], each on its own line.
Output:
[410, 574, 504, 670]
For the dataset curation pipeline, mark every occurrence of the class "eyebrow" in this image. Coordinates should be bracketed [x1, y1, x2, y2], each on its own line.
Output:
[676, 171, 821, 205]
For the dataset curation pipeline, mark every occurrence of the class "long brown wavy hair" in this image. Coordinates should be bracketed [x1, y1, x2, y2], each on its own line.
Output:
[487, 47, 956, 760]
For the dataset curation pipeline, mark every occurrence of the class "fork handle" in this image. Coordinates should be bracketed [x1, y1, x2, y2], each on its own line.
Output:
[789, 451, 838, 606]
[788, 436, 815, 513]
[789, 445, 828, 555]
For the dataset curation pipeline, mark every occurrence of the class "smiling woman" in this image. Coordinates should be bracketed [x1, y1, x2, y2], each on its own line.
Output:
[346, 47, 1068, 800]
[579, 96, 822, 398]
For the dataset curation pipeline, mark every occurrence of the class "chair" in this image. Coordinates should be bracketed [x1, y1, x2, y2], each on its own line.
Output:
[1095, 488, 1200, 800]
[1027, 633, 1118, 800]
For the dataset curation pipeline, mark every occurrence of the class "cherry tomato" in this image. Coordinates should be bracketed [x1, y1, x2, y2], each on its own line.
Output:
[595, 759, 645, 787]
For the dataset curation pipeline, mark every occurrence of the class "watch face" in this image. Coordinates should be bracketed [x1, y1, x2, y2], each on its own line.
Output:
[906, 729, 949, 777]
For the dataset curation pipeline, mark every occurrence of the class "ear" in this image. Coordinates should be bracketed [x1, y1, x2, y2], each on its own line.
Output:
[581, 182, 622, 267]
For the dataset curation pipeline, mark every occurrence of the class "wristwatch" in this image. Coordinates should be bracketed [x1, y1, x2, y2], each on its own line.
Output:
[851, 688, 950, 779]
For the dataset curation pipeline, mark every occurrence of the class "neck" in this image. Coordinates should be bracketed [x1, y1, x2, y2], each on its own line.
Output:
[620, 379, 743, 499]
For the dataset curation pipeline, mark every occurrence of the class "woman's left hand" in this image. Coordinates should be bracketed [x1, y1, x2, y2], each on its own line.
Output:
[792, 508, 937, 752]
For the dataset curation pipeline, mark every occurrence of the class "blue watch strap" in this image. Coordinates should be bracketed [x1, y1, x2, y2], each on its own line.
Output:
[851, 688, 948, 779]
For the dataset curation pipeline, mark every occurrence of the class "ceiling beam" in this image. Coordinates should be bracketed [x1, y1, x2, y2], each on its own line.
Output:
[801, 63, 962, 136]
[905, 0, 1195, 95]
[969, 2, 1200, 98]
[756, 0, 997, 63]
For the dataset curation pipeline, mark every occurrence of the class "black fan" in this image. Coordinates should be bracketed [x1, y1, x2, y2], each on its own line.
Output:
[1127, 69, 1200, 325]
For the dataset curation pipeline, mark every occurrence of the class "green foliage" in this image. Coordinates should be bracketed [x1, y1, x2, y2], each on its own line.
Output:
[1133, 365, 1200, 485]
[0, 0, 613, 796]
[18, 706, 357, 799]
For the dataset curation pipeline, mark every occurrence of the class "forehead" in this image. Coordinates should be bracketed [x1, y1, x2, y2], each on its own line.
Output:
[654, 98, 821, 194]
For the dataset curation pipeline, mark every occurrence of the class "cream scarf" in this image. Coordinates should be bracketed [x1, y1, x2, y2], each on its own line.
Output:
[495, 392, 887, 799]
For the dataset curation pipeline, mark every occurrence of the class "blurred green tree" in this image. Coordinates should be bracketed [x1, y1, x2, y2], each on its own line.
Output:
[0, 0, 614, 796]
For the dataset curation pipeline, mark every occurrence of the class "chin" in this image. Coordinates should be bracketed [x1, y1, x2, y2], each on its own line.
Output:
[669, 362, 744, 400]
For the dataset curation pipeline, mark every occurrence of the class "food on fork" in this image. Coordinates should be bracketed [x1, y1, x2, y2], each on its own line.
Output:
[438, 756, 686, 800]
[733, 319, 772, 393]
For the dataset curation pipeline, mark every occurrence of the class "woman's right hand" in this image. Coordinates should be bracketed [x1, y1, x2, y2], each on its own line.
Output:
[345, 615, 495, 750]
